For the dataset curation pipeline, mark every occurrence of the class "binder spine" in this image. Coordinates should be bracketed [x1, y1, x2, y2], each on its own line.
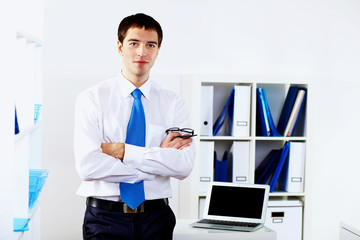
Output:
[257, 88, 270, 136]
[231, 85, 251, 137]
[199, 141, 214, 193]
[200, 86, 214, 136]
[231, 141, 250, 183]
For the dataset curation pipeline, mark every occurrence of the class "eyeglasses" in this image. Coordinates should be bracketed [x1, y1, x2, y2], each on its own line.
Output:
[165, 127, 197, 139]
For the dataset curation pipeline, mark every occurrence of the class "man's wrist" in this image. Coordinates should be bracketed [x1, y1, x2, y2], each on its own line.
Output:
[118, 143, 125, 160]
[101, 142, 125, 160]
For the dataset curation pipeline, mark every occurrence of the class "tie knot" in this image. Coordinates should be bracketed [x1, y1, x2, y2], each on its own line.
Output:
[132, 89, 142, 99]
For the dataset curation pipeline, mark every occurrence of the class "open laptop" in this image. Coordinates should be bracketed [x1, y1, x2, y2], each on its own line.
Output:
[190, 182, 270, 232]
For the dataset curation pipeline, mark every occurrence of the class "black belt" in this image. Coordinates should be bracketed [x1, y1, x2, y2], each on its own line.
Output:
[86, 197, 169, 214]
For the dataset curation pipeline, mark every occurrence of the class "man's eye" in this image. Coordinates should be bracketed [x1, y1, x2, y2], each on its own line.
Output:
[148, 44, 156, 48]
[130, 42, 137, 46]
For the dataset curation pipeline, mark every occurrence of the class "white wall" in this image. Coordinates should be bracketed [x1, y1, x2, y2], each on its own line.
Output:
[43, 0, 360, 239]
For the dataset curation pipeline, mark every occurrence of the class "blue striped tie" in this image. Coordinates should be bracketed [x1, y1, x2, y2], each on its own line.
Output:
[120, 88, 146, 209]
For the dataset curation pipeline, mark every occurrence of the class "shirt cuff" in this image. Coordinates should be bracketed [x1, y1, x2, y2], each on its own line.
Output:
[123, 143, 145, 168]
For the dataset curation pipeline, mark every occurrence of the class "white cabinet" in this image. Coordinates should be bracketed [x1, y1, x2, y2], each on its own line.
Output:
[265, 200, 303, 240]
[179, 74, 309, 239]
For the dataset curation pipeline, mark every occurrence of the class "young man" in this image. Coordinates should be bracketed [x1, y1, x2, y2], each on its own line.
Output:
[74, 13, 196, 239]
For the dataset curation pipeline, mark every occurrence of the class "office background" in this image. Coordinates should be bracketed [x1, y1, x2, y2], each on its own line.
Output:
[39, 0, 360, 239]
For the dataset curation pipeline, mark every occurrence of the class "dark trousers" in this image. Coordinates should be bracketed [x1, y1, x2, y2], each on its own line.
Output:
[83, 204, 176, 240]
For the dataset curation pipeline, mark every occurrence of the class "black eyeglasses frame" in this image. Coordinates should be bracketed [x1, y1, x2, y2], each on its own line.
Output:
[165, 127, 197, 139]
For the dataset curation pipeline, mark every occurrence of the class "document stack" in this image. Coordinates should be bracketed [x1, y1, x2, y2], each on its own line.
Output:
[277, 86, 307, 137]
[255, 142, 306, 193]
[213, 89, 234, 136]
[214, 151, 229, 182]
[257, 86, 307, 137]
[256, 88, 281, 137]
[29, 169, 49, 210]
[199, 141, 251, 193]
[212, 85, 251, 137]
[255, 142, 290, 192]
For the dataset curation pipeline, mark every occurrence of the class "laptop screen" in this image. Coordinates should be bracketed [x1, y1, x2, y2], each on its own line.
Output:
[208, 185, 266, 219]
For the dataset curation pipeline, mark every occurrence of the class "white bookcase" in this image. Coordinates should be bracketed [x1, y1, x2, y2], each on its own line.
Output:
[0, 0, 44, 238]
[178, 74, 309, 239]
[14, 33, 43, 240]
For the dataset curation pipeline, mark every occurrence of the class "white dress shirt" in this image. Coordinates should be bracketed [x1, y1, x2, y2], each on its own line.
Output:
[74, 73, 196, 201]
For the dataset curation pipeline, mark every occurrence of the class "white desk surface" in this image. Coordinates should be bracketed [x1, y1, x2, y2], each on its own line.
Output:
[174, 219, 276, 240]
[341, 219, 360, 237]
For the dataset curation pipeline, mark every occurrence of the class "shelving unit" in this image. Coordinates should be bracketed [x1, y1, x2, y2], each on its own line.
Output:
[13, 31, 44, 239]
[0, 1, 45, 238]
[179, 74, 309, 239]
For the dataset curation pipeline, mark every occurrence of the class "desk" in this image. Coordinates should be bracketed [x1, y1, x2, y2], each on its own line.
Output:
[341, 220, 360, 240]
[174, 219, 276, 240]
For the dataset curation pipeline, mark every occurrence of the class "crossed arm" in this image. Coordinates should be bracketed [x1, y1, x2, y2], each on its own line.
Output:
[101, 131, 192, 160]
[75, 92, 195, 182]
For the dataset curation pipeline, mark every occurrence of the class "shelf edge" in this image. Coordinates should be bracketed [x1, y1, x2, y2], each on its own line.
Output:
[14, 122, 42, 142]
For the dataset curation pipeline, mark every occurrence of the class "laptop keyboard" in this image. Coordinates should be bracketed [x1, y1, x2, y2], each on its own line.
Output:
[198, 219, 261, 228]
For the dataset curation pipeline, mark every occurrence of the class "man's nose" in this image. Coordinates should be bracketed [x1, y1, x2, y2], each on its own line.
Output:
[137, 45, 147, 56]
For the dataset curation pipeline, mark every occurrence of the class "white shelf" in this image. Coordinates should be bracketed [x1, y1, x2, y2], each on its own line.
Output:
[14, 122, 42, 142]
[16, 30, 43, 47]
[14, 231, 24, 240]
[199, 136, 306, 141]
[255, 136, 306, 141]
[199, 191, 305, 199]
[199, 136, 252, 141]
[13, 200, 42, 239]
[188, 74, 310, 85]
[269, 192, 305, 197]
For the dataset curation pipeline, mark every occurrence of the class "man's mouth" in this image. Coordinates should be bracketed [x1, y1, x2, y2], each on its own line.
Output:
[134, 60, 148, 65]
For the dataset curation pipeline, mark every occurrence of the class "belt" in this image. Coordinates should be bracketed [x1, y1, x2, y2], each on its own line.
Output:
[86, 197, 169, 214]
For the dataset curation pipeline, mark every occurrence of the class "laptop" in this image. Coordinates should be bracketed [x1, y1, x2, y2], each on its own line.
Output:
[190, 182, 270, 232]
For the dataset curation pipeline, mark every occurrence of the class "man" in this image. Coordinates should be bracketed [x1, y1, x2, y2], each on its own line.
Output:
[74, 13, 196, 240]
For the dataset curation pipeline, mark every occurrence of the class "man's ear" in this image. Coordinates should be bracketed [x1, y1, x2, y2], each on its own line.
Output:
[117, 40, 123, 56]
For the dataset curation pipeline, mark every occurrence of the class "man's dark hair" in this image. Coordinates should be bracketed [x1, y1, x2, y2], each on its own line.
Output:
[118, 13, 163, 47]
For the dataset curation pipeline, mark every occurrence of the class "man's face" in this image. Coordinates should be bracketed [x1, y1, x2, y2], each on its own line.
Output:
[118, 27, 160, 82]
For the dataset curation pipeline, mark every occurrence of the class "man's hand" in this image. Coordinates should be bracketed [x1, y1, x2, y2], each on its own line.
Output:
[160, 132, 192, 150]
[101, 143, 125, 160]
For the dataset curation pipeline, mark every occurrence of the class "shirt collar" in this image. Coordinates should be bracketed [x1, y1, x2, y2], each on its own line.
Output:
[117, 72, 151, 100]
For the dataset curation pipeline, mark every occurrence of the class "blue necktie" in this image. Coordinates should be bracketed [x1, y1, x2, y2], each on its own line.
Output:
[120, 88, 146, 209]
